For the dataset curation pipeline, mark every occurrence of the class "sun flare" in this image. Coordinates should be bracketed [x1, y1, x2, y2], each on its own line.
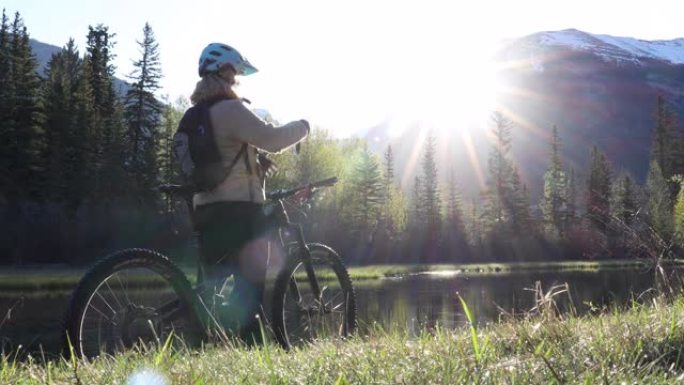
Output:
[387, 53, 504, 140]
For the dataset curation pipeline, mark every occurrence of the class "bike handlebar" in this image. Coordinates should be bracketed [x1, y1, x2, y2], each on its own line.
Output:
[311, 177, 338, 189]
[158, 177, 339, 202]
[266, 176, 338, 201]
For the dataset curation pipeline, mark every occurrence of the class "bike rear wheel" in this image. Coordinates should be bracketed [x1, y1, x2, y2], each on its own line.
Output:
[62, 249, 203, 358]
[271, 243, 357, 349]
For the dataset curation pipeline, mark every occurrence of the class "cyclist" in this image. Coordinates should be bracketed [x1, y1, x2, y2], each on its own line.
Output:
[190, 42, 309, 343]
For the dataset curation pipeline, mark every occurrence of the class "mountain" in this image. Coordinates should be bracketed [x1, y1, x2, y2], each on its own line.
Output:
[365, 29, 684, 201]
[30, 39, 131, 95]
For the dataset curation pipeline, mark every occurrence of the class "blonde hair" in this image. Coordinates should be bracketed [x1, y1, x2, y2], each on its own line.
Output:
[190, 68, 238, 105]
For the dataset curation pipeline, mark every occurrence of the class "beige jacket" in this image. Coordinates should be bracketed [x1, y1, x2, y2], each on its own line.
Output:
[193, 99, 308, 206]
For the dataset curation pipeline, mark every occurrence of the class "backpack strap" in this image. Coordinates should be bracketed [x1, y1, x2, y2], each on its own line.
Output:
[201, 99, 248, 187]
[243, 145, 255, 201]
[228, 143, 248, 179]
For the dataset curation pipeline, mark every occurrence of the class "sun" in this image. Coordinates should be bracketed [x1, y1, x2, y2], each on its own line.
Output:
[386, 52, 503, 140]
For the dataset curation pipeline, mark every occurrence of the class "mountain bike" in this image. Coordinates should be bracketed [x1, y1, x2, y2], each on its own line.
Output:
[62, 177, 357, 357]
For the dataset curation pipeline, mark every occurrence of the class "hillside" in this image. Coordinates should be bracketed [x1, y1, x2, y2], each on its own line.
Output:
[30, 39, 130, 95]
[364, 29, 684, 200]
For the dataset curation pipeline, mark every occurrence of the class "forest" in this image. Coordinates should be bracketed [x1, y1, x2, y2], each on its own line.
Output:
[2, 10, 684, 266]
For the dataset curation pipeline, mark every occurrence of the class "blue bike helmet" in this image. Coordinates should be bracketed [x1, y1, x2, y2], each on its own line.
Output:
[198, 43, 258, 77]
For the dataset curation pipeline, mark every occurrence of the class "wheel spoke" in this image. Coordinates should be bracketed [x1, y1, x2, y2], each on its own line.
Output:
[104, 280, 124, 309]
[70, 258, 200, 357]
[276, 248, 356, 348]
[85, 302, 116, 324]
[95, 290, 119, 317]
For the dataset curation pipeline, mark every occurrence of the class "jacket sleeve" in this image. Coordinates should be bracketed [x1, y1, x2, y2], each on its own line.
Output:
[212, 100, 309, 153]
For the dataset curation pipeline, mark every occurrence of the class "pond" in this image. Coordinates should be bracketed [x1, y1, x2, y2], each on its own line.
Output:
[0, 266, 672, 356]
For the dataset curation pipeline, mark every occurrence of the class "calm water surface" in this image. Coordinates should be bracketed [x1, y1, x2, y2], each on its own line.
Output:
[0, 267, 672, 355]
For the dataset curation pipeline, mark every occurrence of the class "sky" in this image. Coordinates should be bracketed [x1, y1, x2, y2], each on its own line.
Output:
[5, 0, 684, 137]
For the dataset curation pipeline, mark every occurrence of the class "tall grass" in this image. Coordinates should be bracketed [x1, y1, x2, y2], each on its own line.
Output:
[3, 293, 684, 384]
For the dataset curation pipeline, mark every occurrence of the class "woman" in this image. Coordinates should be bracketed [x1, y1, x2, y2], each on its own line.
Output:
[190, 42, 309, 343]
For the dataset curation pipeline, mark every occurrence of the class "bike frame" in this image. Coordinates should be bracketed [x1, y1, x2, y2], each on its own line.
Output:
[160, 177, 338, 325]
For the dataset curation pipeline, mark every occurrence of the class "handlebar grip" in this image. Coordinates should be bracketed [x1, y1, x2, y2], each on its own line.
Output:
[312, 177, 338, 188]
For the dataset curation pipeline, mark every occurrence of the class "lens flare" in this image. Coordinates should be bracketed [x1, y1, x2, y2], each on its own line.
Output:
[128, 369, 168, 385]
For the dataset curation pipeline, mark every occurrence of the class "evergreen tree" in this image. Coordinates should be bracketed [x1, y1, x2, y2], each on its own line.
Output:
[508, 165, 530, 232]
[84, 25, 127, 201]
[673, 176, 684, 247]
[610, 173, 638, 226]
[445, 169, 468, 259]
[86, 25, 117, 116]
[484, 111, 514, 227]
[158, 97, 187, 183]
[73, 53, 98, 203]
[381, 144, 403, 236]
[410, 175, 424, 229]
[43, 40, 82, 205]
[464, 199, 483, 249]
[646, 159, 673, 239]
[446, 170, 465, 232]
[564, 167, 577, 228]
[420, 134, 442, 241]
[383, 145, 394, 223]
[586, 146, 612, 233]
[8, 12, 45, 199]
[651, 95, 677, 179]
[0, 9, 14, 195]
[349, 144, 384, 238]
[124, 23, 163, 202]
[540, 125, 567, 238]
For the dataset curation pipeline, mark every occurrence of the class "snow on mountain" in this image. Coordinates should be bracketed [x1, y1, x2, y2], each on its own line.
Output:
[366, 29, 684, 199]
[531, 29, 684, 65]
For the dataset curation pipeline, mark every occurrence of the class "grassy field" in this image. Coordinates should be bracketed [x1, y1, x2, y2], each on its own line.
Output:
[1, 259, 682, 292]
[4, 294, 684, 384]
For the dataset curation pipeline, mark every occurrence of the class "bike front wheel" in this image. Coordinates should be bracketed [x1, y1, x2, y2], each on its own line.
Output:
[62, 249, 204, 358]
[271, 243, 357, 349]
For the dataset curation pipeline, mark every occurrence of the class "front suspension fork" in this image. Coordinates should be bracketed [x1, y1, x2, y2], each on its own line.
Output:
[290, 224, 323, 303]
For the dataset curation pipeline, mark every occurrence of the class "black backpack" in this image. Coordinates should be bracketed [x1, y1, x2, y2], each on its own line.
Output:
[173, 100, 246, 192]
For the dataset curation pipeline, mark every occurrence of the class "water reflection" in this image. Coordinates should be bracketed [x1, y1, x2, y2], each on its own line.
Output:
[354, 268, 665, 333]
[0, 267, 672, 355]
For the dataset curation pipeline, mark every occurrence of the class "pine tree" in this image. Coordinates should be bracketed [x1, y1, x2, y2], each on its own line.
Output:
[586, 146, 612, 233]
[73, 53, 98, 204]
[484, 111, 514, 227]
[508, 166, 530, 232]
[411, 175, 424, 229]
[446, 170, 465, 231]
[420, 134, 442, 242]
[540, 125, 567, 238]
[564, 167, 577, 229]
[464, 199, 482, 249]
[43, 40, 82, 204]
[383, 145, 394, 221]
[0, 9, 13, 194]
[610, 173, 638, 226]
[124, 23, 163, 202]
[445, 169, 468, 259]
[158, 97, 187, 183]
[8, 12, 45, 199]
[86, 25, 117, 117]
[673, 176, 684, 247]
[157, 96, 188, 211]
[651, 95, 677, 179]
[381, 144, 400, 235]
[646, 159, 673, 239]
[84, 25, 127, 202]
[350, 144, 384, 238]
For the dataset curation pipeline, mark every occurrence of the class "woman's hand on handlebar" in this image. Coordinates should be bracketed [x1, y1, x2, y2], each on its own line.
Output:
[290, 187, 313, 206]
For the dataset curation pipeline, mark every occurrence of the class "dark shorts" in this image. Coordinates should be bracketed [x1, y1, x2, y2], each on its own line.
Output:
[193, 200, 267, 271]
[193, 200, 268, 340]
